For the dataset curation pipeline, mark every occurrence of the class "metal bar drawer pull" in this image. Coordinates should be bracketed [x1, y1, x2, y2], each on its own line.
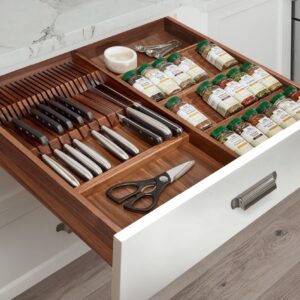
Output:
[231, 171, 277, 210]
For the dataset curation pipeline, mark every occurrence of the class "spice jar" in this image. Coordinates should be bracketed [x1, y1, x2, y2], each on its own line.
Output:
[284, 85, 300, 103]
[152, 58, 195, 89]
[210, 125, 253, 155]
[271, 93, 300, 121]
[240, 61, 282, 92]
[196, 80, 243, 118]
[137, 64, 181, 96]
[256, 101, 296, 129]
[196, 40, 238, 71]
[121, 70, 165, 101]
[167, 52, 208, 83]
[242, 109, 282, 137]
[227, 68, 269, 99]
[227, 117, 268, 147]
[164, 96, 212, 130]
[212, 74, 257, 106]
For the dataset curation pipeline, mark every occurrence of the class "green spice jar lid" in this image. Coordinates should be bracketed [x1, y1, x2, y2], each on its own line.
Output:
[240, 61, 253, 72]
[212, 74, 227, 85]
[137, 64, 152, 75]
[227, 117, 243, 131]
[121, 70, 136, 81]
[196, 80, 211, 94]
[196, 40, 210, 53]
[270, 93, 284, 104]
[256, 101, 271, 114]
[211, 126, 226, 139]
[283, 85, 297, 98]
[167, 52, 181, 62]
[226, 68, 239, 78]
[164, 96, 181, 109]
[152, 58, 166, 68]
[242, 108, 257, 121]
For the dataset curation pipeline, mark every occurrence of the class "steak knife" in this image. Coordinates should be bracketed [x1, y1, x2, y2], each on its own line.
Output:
[101, 125, 140, 156]
[41, 154, 80, 187]
[63, 144, 102, 176]
[55, 96, 94, 121]
[91, 130, 130, 161]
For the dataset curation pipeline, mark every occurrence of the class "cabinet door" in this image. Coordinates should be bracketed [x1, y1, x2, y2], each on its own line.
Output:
[175, 0, 292, 77]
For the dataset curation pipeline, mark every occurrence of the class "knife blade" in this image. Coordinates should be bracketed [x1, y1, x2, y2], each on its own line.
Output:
[55, 96, 94, 121]
[132, 102, 183, 135]
[37, 104, 74, 130]
[63, 144, 102, 176]
[29, 108, 64, 134]
[101, 125, 140, 156]
[91, 130, 130, 161]
[72, 139, 112, 170]
[48, 101, 84, 125]
[117, 113, 163, 145]
[12, 119, 49, 145]
[41, 154, 80, 187]
[54, 149, 93, 181]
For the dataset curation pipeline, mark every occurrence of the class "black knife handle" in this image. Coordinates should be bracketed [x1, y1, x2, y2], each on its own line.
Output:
[48, 101, 84, 125]
[134, 104, 183, 135]
[12, 119, 48, 145]
[119, 115, 163, 145]
[55, 96, 94, 121]
[37, 104, 73, 130]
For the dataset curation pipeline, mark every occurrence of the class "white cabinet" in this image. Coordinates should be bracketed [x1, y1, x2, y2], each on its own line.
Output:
[175, 0, 292, 77]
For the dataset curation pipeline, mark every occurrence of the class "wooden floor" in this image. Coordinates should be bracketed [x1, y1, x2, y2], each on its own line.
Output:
[15, 189, 300, 300]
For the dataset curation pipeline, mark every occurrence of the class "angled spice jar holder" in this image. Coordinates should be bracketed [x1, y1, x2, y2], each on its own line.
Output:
[0, 17, 300, 300]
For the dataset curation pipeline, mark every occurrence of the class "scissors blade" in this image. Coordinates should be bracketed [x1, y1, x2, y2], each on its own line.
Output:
[166, 160, 195, 183]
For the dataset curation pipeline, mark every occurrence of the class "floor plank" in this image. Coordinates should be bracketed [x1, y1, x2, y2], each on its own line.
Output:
[15, 189, 300, 300]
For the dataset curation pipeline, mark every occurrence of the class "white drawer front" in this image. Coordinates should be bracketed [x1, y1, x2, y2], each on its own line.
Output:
[112, 123, 300, 300]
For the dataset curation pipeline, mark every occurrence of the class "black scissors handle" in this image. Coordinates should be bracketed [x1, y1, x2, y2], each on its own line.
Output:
[106, 172, 171, 213]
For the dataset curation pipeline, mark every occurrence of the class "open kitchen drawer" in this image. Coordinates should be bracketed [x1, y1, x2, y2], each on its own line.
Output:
[0, 17, 299, 300]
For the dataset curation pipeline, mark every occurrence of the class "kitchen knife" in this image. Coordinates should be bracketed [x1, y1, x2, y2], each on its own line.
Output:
[117, 113, 163, 145]
[41, 154, 80, 188]
[63, 144, 102, 176]
[91, 130, 130, 161]
[54, 149, 93, 181]
[48, 101, 84, 125]
[29, 108, 64, 134]
[101, 125, 140, 156]
[132, 102, 183, 135]
[37, 104, 74, 130]
[12, 118, 49, 145]
[72, 139, 112, 170]
[55, 96, 94, 121]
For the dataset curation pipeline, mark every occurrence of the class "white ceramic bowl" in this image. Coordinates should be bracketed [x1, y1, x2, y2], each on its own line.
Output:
[104, 46, 137, 74]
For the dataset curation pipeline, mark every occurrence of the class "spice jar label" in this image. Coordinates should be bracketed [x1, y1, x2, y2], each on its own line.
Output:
[241, 125, 267, 147]
[253, 68, 278, 88]
[256, 116, 282, 137]
[239, 74, 266, 95]
[177, 103, 208, 126]
[133, 77, 162, 98]
[178, 59, 206, 78]
[271, 108, 296, 128]
[224, 133, 253, 155]
[164, 65, 191, 85]
[278, 100, 300, 120]
[206, 46, 234, 70]
[224, 81, 253, 104]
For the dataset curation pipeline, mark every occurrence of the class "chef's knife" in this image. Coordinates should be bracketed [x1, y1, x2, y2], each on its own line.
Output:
[49, 101, 84, 125]
[54, 149, 93, 181]
[41, 154, 80, 187]
[72, 139, 112, 170]
[12, 119, 49, 145]
[132, 102, 183, 135]
[101, 125, 140, 156]
[55, 96, 94, 121]
[117, 113, 163, 145]
[91, 130, 130, 161]
[63, 144, 102, 176]
[37, 104, 73, 130]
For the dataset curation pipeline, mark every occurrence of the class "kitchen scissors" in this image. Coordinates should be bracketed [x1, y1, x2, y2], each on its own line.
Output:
[106, 160, 195, 213]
